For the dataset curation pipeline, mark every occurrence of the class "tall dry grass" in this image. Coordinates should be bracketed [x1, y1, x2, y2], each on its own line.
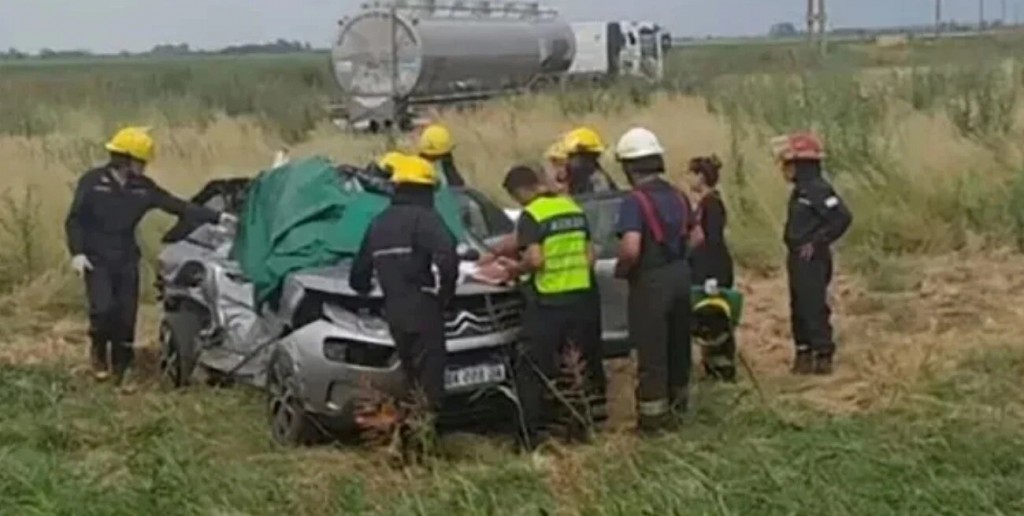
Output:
[2, 43, 1024, 308]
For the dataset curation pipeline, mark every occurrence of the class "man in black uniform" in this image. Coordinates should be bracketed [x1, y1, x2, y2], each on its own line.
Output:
[613, 127, 702, 433]
[349, 154, 459, 413]
[65, 127, 232, 388]
[771, 132, 853, 375]
[501, 165, 604, 449]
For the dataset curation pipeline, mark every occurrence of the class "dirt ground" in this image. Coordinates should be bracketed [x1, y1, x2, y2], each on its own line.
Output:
[4, 251, 1024, 432]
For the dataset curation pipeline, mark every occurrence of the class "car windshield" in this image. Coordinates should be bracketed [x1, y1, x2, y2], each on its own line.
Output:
[579, 194, 624, 260]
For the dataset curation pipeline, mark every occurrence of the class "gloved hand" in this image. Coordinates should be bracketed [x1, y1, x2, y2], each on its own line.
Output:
[703, 278, 719, 295]
[218, 213, 238, 226]
[71, 255, 93, 277]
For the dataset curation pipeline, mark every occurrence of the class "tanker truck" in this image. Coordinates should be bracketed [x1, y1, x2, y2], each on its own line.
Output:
[329, 1, 667, 132]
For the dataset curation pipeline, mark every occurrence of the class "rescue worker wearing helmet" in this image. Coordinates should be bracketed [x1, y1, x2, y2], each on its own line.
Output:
[562, 127, 617, 195]
[612, 127, 702, 433]
[349, 155, 459, 414]
[65, 127, 235, 388]
[418, 123, 467, 188]
[771, 131, 852, 376]
[501, 164, 606, 449]
[543, 139, 570, 195]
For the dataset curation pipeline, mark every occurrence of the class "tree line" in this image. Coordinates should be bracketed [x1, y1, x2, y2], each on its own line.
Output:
[1, 39, 320, 60]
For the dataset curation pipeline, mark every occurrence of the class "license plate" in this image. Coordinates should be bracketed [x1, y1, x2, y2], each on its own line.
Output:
[444, 363, 506, 391]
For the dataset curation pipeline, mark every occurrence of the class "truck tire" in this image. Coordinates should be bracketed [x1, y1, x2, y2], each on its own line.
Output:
[159, 308, 203, 388]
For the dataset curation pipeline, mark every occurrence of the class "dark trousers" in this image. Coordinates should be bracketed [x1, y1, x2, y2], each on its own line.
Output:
[84, 260, 140, 374]
[388, 298, 446, 412]
[787, 248, 835, 356]
[516, 296, 605, 437]
[629, 260, 692, 417]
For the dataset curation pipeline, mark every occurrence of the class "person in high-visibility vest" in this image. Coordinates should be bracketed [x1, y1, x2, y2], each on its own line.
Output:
[501, 164, 606, 449]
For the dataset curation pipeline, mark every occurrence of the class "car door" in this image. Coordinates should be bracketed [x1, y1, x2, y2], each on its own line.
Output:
[576, 191, 632, 358]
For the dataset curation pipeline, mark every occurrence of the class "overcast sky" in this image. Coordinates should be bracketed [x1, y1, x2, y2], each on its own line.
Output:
[0, 1, 1007, 53]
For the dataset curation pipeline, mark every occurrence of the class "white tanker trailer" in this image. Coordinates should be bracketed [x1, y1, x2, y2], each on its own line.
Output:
[329, 1, 668, 132]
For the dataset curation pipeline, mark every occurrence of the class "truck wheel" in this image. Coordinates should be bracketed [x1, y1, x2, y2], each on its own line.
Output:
[266, 352, 320, 446]
[159, 309, 202, 388]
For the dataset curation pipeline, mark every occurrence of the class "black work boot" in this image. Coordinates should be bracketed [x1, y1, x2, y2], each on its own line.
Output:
[813, 353, 835, 376]
[669, 387, 689, 417]
[111, 342, 138, 394]
[89, 338, 111, 382]
[791, 349, 814, 376]
[638, 413, 678, 435]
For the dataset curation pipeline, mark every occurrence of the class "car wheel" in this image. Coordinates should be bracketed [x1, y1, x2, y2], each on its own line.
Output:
[266, 352, 319, 446]
[159, 309, 202, 388]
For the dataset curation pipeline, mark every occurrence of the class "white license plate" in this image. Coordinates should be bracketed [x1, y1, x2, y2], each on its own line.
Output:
[444, 363, 506, 391]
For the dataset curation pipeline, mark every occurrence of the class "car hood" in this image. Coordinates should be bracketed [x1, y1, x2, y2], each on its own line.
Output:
[286, 262, 514, 298]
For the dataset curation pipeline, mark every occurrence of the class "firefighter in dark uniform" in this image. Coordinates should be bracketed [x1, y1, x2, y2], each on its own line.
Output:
[561, 127, 617, 195]
[771, 132, 853, 375]
[612, 127, 703, 433]
[501, 165, 605, 449]
[349, 154, 459, 413]
[417, 123, 467, 188]
[65, 127, 232, 389]
[687, 155, 738, 381]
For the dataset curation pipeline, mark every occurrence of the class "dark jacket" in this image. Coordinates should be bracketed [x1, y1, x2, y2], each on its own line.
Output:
[691, 190, 735, 287]
[784, 162, 853, 251]
[65, 165, 219, 263]
[348, 184, 459, 327]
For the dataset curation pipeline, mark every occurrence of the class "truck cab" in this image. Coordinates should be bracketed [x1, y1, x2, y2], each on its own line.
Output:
[619, 21, 666, 81]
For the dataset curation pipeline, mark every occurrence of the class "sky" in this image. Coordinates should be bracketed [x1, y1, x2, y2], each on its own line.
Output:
[0, 0, 1009, 53]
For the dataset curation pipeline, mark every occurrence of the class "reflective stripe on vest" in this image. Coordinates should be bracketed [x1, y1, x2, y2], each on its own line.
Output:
[523, 195, 591, 295]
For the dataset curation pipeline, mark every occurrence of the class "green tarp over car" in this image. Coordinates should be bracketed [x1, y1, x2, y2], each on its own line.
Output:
[229, 155, 466, 307]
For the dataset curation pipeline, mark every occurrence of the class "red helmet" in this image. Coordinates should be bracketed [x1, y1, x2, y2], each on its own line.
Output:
[771, 131, 825, 162]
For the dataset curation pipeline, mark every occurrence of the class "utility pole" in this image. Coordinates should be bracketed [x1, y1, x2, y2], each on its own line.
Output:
[806, 0, 827, 55]
[818, 0, 828, 56]
[806, 0, 816, 47]
[979, 0, 986, 31]
[935, 0, 942, 36]
[1002, 0, 1008, 23]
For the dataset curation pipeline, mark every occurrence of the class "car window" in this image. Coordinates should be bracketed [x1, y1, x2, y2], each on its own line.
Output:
[455, 189, 515, 241]
[580, 195, 624, 260]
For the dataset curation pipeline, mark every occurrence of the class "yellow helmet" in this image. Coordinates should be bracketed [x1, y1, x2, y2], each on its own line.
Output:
[376, 151, 406, 173]
[417, 124, 454, 157]
[105, 126, 155, 163]
[544, 139, 569, 162]
[391, 155, 437, 186]
[562, 127, 605, 155]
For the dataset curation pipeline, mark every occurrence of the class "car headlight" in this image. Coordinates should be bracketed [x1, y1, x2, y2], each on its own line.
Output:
[322, 338, 396, 368]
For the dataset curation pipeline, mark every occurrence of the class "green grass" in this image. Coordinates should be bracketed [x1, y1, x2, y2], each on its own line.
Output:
[2, 342, 1022, 515]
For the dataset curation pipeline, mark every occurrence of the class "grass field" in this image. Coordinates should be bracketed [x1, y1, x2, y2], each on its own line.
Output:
[2, 35, 1024, 515]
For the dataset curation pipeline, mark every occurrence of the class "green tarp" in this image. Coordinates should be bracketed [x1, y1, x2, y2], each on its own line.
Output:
[230, 156, 466, 307]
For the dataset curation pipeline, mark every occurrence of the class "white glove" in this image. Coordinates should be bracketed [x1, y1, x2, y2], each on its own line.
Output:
[219, 213, 238, 226]
[703, 278, 719, 295]
[71, 255, 93, 277]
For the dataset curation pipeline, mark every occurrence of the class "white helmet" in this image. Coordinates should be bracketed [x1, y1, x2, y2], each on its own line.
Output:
[615, 127, 665, 160]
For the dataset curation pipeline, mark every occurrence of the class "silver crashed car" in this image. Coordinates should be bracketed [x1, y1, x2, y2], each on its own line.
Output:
[155, 178, 524, 445]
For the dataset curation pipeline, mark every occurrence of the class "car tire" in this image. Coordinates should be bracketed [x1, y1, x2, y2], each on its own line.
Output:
[159, 308, 203, 388]
[266, 351, 321, 446]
